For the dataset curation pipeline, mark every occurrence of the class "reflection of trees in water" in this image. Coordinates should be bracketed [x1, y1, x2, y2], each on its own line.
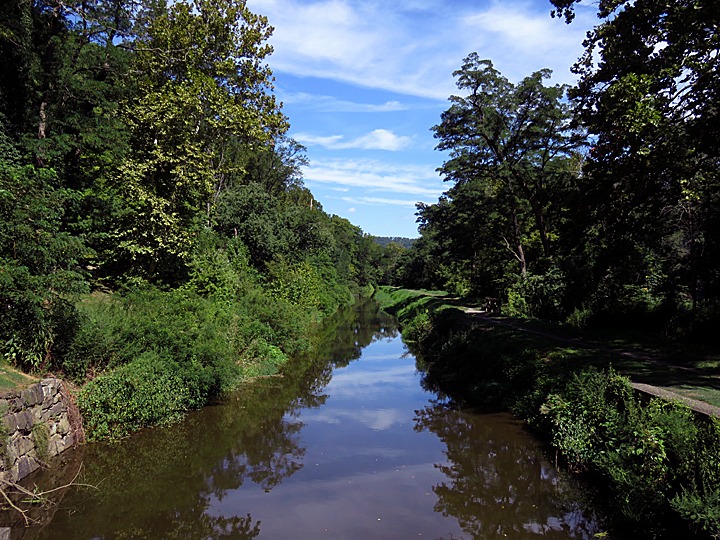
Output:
[414, 401, 607, 540]
[20, 300, 396, 540]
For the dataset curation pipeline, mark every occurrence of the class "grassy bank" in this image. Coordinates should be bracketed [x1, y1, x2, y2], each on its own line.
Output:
[377, 287, 720, 539]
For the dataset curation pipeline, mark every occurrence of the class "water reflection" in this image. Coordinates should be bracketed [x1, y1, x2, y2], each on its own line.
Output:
[4, 302, 609, 540]
[414, 401, 607, 540]
[10, 300, 397, 540]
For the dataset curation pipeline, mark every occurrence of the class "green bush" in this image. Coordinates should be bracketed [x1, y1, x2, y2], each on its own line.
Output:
[504, 267, 566, 320]
[78, 350, 213, 439]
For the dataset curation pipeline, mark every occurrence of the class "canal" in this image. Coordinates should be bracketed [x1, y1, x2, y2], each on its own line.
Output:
[10, 300, 610, 539]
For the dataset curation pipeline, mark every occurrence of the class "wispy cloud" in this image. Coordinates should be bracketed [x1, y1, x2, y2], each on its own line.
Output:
[296, 129, 412, 151]
[340, 196, 418, 207]
[302, 158, 444, 198]
[280, 92, 409, 112]
[249, 0, 595, 99]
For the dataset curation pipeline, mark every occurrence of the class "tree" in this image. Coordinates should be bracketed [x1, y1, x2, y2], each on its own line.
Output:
[433, 54, 585, 275]
[549, 0, 720, 319]
[0, 127, 88, 370]
[421, 55, 585, 306]
[105, 0, 287, 280]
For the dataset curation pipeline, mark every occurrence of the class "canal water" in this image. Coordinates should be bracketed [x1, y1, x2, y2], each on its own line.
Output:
[10, 301, 610, 539]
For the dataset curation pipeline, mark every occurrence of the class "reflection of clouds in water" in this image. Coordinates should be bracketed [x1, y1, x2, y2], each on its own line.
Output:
[329, 364, 417, 394]
[306, 408, 408, 430]
[359, 353, 408, 362]
[209, 461, 455, 539]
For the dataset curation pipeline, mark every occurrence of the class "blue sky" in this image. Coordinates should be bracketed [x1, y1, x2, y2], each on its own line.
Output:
[247, 0, 596, 238]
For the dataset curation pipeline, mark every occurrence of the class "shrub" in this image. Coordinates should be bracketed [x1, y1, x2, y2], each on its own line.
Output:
[78, 350, 213, 439]
[504, 267, 566, 320]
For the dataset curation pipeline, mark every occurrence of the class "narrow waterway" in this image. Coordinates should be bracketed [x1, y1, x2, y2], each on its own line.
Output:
[11, 301, 610, 539]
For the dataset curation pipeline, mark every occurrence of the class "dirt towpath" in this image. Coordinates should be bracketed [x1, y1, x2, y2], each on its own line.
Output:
[463, 308, 720, 419]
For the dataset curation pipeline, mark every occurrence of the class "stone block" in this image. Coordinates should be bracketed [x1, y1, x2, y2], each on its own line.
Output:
[13, 435, 34, 457]
[42, 394, 55, 409]
[14, 410, 34, 432]
[57, 417, 71, 436]
[4, 437, 18, 465]
[64, 432, 75, 448]
[47, 402, 64, 418]
[2, 413, 17, 433]
[49, 434, 62, 457]
[41, 378, 59, 397]
[20, 385, 43, 407]
[13, 455, 40, 481]
[0, 526, 10, 540]
[8, 397, 24, 413]
[33, 404, 44, 421]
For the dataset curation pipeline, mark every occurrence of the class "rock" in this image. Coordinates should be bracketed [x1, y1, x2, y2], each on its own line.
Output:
[20, 385, 43, 407]
[13, 435, 34, 457]
[2, 413, 17, 433]
[33, 404, 44, 420]
[4, 436, 18, 464]
[41, 378, 59, 397]
[14, 409, 34, 432]
[42, 394, 55, 409]
[47, 402, 64, 418]
[0, 526, 11, 540]
[13, 455, 39, 480]
[57, 417, 71, 436]
[8, 397, 24, 413]
[49, 434, 62, 457]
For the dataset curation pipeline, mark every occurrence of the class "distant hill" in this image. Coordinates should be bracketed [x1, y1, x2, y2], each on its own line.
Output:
[372, 236, 416, 249]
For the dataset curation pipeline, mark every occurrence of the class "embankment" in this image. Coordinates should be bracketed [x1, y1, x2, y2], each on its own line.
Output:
[1, 378, 82, 483]
[377, 287, 720, 539]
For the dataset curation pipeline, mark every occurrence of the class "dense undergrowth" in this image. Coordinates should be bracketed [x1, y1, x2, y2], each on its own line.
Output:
[71, 242, 369, 440]
[377, 287, 720, 539]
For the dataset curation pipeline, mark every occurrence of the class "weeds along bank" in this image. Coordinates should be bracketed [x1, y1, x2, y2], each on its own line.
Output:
[14, 242, 374, 445]
[377, 287, 720, 539]
[72, 282, 371, 441]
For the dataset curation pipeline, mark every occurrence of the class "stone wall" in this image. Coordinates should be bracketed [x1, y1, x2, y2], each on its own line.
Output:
[0, 379, 81, 483]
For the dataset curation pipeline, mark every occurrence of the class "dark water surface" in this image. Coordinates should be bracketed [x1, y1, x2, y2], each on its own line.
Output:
[11, 301, 610, 539]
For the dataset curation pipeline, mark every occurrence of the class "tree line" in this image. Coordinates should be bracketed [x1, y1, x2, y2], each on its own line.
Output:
[0, 0, 400, 437]
[396, 0, 719, 337]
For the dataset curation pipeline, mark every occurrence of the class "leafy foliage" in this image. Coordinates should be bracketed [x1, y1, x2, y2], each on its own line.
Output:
[0, 133, 88, 370]
[403, 56, 585, 305]
[0, 0, 399, 440]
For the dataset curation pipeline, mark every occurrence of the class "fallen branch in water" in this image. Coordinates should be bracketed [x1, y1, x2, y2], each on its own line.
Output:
[0, 464, 97, 527]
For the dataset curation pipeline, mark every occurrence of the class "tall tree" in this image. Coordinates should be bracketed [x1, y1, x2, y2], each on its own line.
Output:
[105, 0, 288, 280]
[430, 55, 585, 293]
[550, 0, 720, 314]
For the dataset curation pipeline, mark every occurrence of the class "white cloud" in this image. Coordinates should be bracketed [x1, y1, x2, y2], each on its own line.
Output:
[465, 5, 572, 54]
[302, 158, 444, 198]
[280, 92, 409, 112]
[248, 0, 595, 99]
[295, 129, 412, 151]
[341, 196, 418, 208]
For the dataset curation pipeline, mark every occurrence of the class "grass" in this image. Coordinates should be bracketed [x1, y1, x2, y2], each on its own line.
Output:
[377, 286, 720, 411]
[0, 360, 38, 393]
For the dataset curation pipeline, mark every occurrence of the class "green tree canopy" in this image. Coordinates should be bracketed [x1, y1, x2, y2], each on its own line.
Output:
[549, 0, 720, 316]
